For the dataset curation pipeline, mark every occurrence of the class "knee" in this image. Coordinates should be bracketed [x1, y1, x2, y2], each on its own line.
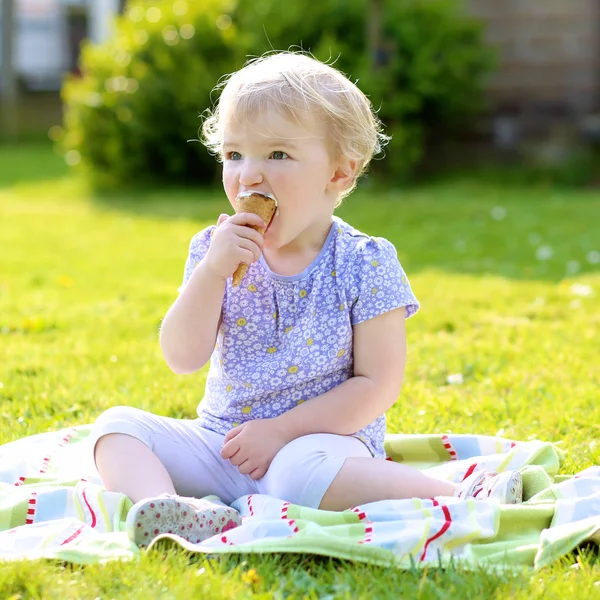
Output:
[91, 405, 150, 453]
[260, 434, 371, 507]
[93, 405, 142, 431]
[261, 435, 328, 504]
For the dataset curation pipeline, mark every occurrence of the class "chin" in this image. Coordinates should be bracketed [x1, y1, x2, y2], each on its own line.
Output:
[263, 237, 282, 250]
[263, 227, 284, 248]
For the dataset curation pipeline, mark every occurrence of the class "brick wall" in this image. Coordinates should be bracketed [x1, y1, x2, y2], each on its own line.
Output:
[467, 0, 600, 115]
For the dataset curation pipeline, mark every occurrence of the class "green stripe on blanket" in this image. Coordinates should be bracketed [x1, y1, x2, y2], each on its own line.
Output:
[0, 425, 598, 568]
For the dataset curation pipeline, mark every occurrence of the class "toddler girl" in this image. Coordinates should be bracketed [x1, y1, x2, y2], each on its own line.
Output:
[91, 52, 522, 549]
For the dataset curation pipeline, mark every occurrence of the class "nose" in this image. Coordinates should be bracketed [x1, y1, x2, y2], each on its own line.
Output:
[239, 158, 264, 187]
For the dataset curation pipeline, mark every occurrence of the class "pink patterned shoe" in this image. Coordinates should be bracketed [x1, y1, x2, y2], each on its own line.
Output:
[455, 470, 523, 504]
[126, 494, 241, 549]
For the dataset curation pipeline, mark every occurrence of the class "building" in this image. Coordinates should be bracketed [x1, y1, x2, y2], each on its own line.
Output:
[0, 0, 122, 91]
[0, 0, 123, 137]
[467, 0, 600, 151]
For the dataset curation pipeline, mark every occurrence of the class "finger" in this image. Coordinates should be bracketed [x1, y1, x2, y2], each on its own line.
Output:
[228, 212, 267, 230]
[220, 439, 239, 460]
[237, 460, 255, 475]
[249, 467, 265, 481]
[229, 450, 246, 467]
[235, 238, 263, 263]
[235, 247, 258, 267]
[230, 224, 265, 249]
[223, 425, 243, 444]
[217, 213, 230, 226]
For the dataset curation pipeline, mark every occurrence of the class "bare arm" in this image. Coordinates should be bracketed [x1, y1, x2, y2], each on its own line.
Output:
[159, 212, 267, 375]
[159, 263, 225, 374]
[275, 306, 407, 439]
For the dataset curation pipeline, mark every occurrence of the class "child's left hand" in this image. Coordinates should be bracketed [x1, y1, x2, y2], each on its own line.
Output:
[220, 419, 289, 480]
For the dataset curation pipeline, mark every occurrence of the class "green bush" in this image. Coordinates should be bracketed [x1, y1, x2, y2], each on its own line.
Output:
[233, 0, 495, 180]
[61, 0, 495, 187]
[61, 0, 242, 187]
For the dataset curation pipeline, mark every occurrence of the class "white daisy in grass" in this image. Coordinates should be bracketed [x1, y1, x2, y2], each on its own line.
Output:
[491, 206, 507, 221]
[587, 250, 600, 264]
[570, 284, 593, 297]
[446, 373, 464, 385]
[536, 245, 553, 261]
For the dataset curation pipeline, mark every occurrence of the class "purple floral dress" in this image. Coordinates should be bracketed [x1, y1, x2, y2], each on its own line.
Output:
[180, 216, 419, 458]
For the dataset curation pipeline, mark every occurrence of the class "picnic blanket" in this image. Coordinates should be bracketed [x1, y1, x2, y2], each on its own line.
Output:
[1, 425, 599, 569]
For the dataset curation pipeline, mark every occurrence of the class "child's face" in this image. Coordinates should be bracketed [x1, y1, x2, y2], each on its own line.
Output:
[221, 109, 342, 251]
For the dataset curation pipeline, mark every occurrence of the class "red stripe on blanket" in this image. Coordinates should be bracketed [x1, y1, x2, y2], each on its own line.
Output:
[81, 485, 97, 528]
[247, 495, 254, 517]
[287, 519, 299, 534]
[352, 507, 373, 544]
[25, 492, 38, 525]
[351, 507, 367, 521]
[358, 523, 374, 544]
[280, 502, 290, 519]
[60, 524, 85, 546]
[461, 463, 478, 482]
[61, 431, 75, 445]
[441, 435, 458, 460]
[13, 428, 76, 486]
[420, 500, 452, 562]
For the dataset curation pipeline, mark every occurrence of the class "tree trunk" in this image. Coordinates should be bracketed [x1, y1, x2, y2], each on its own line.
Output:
[1, 0, 18, 141]
[366, 0, 383, 70]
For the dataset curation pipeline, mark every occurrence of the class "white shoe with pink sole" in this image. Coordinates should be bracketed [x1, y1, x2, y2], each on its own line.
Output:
[455, 469, 523, 504]
[126, 494, 241, 549]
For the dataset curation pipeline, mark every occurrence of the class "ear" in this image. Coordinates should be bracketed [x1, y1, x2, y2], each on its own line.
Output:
[327, 159, 358, 192]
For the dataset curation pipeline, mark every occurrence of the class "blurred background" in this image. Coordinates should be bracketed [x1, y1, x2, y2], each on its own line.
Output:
[1, 0, 599, 186]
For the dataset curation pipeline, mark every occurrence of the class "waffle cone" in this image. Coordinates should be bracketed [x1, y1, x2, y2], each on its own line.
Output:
[231, 192, 277, 286]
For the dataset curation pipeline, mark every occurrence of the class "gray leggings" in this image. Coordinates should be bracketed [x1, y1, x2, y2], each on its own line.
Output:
[90, 406, 371, 508]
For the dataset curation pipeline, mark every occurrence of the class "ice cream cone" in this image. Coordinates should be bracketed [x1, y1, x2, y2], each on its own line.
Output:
[231, 191, 277, 286]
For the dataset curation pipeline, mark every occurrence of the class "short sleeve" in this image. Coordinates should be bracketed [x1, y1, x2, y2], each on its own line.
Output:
[178, 226, 216, 293]
[349, 237, 419, 325]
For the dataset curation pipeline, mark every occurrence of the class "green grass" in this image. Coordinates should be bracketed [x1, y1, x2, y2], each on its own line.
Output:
[1, 142, 599, 598]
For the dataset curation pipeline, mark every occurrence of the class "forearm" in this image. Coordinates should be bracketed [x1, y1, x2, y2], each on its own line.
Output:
[276, 376, 399, 442]
[159, 261, 225, 374]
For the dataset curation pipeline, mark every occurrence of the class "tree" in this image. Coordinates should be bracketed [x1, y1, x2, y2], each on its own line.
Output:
[366, 0, 383, 70]
[1, 0, 18, 141]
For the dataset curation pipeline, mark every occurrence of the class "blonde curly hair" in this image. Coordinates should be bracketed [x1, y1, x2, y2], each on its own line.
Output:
[201, 52, 389, 202]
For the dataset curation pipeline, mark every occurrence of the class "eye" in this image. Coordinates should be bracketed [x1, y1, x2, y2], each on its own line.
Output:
[226, 151, 242, 161]
[270, 151, 289, 160]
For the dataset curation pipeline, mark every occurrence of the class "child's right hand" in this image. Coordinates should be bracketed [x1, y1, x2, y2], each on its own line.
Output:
[202, 213, 266, 281]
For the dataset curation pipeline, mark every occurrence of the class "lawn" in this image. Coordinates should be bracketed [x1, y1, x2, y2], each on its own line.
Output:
[1, 143, 599, 598]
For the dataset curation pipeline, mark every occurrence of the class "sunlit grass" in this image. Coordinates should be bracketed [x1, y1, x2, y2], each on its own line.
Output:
[0, 143, 599, 597]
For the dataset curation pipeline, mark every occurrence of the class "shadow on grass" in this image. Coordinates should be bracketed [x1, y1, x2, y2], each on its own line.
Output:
[3, 141, 599, 282]
[0, 142, 69, 189]
[89, 177, 600, 282]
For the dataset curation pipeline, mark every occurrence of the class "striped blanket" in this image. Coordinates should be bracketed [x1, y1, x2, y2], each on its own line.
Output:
[1, 425, 599, 568]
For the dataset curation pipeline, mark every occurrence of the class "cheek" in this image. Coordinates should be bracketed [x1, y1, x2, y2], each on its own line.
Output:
[222, 168, 237, 196]
[222, 164, 233, 183]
